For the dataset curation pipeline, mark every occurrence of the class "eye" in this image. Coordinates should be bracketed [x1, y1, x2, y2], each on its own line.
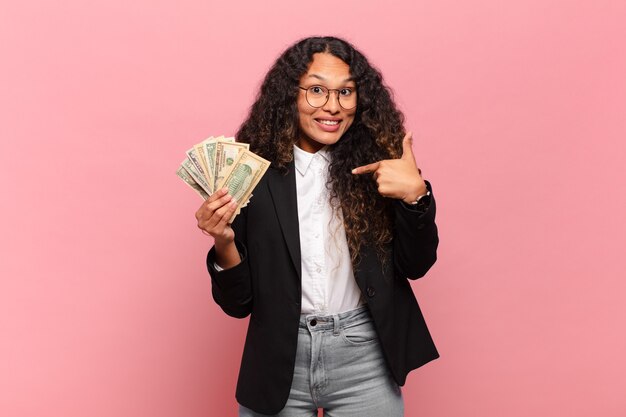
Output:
[309, 85, 327, 96]
[339, 88, 354, 97]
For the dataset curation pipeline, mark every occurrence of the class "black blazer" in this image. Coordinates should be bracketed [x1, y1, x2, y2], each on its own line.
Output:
[207, 162, 439, 415]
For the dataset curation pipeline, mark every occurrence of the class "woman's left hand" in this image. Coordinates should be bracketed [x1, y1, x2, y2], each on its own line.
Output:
[351, 132, 427, 204]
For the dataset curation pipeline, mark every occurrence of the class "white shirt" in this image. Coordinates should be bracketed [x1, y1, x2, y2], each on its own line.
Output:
[293, 144, 364, 315]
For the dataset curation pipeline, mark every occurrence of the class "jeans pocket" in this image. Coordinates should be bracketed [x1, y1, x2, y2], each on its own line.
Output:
[340, 321, 379, 346]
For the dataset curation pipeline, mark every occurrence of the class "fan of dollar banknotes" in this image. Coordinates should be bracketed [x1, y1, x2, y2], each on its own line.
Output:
[176, 136, 270, 222]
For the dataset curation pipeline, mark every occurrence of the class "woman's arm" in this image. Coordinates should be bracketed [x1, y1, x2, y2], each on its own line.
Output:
[351, 132, 439, 279]
[197, 189, 253, 318]
[392, 181, 439, 279]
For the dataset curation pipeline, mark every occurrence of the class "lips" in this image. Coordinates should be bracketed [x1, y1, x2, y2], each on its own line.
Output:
[314, 118, 342, 132]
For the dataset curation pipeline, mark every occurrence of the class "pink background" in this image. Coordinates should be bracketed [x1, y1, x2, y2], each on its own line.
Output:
[1, 0, 625, 416]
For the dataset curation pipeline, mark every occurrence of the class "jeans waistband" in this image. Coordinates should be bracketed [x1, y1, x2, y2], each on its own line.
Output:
[299, 305, 372, 332]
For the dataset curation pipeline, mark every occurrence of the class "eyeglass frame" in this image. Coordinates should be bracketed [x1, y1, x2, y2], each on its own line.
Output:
[298, 85, 358, 110]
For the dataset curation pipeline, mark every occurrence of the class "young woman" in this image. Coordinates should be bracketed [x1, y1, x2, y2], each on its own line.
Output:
[195, 36, 439, 416]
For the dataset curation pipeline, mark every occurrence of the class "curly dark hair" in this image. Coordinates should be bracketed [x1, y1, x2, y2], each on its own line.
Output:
[236, 36, 406, 264]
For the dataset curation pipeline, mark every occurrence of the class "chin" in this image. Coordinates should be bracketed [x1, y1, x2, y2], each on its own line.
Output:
[310, 131, 346, 149]
[318, 133, 343, 145]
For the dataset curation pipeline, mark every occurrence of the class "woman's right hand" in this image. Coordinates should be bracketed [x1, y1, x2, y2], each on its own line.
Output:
[195, 188, 239, 245]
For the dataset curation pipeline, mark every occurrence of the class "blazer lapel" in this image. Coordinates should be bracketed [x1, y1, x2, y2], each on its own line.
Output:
[267, 162, 302, 279]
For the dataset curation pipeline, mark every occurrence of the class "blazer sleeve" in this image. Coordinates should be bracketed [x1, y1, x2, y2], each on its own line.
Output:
[392, 180, 439, 280]
[206, 208, 253, 318]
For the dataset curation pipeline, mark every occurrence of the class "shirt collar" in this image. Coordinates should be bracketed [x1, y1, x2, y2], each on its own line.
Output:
[293, 144, 330, 176]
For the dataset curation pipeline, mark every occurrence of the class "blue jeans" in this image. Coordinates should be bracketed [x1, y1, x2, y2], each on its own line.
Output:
[239, 306, 404, 416]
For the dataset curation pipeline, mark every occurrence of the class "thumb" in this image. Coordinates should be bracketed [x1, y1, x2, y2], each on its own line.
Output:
[401, 131, 414, 160]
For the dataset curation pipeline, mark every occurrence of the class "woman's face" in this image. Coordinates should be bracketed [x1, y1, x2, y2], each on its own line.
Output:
[296, 52, 357, 153]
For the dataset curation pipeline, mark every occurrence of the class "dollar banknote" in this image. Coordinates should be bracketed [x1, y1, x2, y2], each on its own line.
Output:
[194, 141, 211, 186]
[219, 150, 270, 222]
[214, 140, 250, 191]
[185, 147, 211, 192]
[176, 165, 209, 199]
[203, 139, 217, 193]
[177, 136, 266, 222]
[203, 136, 226, 192]
[180, 157, 211, 194]
[203, 136, 233, 190]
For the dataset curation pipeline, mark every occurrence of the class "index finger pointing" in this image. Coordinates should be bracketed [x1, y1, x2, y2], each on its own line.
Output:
[352, 161, 381, 175]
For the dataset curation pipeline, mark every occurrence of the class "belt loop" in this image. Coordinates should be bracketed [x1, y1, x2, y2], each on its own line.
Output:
[333, 314, 340, 336]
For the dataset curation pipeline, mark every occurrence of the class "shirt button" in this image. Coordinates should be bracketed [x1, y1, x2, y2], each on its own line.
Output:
[310, 319, 317, 326]
[316, 267, 321, 273]
[366, 286, 376, 298]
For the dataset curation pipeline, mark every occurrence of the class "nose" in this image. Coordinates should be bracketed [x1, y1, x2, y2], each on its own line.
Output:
[322, 90, 341, 113]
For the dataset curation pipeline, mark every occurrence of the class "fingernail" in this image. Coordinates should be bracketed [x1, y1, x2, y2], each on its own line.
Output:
[351, 169, 357, 174]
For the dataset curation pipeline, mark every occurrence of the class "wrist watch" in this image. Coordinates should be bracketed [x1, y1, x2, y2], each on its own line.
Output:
[410, 190, 431, 210]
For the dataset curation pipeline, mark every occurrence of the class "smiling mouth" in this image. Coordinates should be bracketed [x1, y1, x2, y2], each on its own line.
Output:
[315, 119, 340, 126]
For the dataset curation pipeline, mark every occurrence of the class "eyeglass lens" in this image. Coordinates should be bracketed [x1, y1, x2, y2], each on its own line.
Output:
[305, 86, 357, 109]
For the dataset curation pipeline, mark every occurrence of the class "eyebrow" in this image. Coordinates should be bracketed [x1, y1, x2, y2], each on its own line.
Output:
[306, 74, 355, 83]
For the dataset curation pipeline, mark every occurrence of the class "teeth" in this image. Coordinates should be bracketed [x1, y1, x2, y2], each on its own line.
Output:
[318, 120, 339, 125]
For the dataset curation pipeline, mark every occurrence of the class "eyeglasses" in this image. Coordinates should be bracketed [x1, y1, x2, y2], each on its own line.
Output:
[298, 85, 357, 110]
